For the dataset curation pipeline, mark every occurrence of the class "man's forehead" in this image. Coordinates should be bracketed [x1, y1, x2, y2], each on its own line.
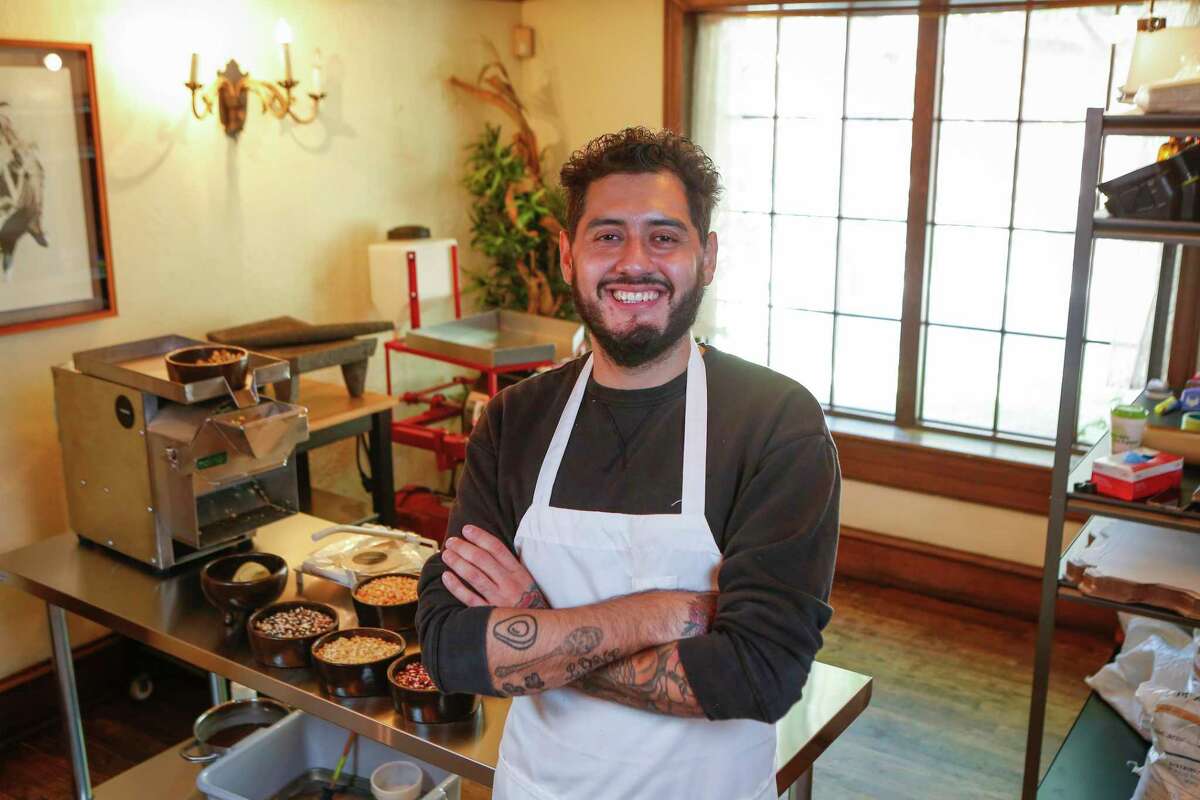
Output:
[580, 171, 691, 225]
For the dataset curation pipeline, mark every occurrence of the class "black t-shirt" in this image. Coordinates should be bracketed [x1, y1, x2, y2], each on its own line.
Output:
[416, 347, 840, 723]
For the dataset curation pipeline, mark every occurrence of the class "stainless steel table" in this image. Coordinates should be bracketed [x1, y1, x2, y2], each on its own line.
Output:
[0, 514, 871, 799]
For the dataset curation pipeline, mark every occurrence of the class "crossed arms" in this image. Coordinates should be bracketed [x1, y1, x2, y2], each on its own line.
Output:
[438, 525, 714, 717]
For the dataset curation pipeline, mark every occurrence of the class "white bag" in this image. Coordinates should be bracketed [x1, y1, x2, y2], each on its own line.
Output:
[1130, 686, 1200, 800]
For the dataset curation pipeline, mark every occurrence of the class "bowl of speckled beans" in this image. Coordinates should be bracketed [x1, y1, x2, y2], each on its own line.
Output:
[388, 653, 480, 724]
[351, 573, 421, 633]
[246, 601, 340, 668]
[310, 627, 406, 697]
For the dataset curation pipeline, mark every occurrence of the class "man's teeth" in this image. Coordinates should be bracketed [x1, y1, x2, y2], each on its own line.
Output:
[612, 289, 661, 303]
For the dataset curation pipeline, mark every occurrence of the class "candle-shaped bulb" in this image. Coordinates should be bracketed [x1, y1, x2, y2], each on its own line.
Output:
[275, 19, 294, 82]
[189, 52, 199, 85]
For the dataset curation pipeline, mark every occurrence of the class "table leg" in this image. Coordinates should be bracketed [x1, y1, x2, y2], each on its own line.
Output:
[295, 450, 312, 513]
[208, 672, 230, 705]
[47, 604, 92, 800]
[785, 768, 813, 800]
[370, 409, 396, 527]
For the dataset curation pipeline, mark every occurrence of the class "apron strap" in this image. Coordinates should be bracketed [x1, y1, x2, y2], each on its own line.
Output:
[531, 355, 594, 507]
[530, 338, 708, 515]
[680, 338, 707, 517]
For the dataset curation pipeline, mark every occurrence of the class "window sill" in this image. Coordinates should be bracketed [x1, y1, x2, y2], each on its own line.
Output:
[827, 415, 1072, 517]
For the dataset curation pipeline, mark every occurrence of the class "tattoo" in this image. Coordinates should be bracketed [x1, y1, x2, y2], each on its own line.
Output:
[492, 614, 538, 650]
[501, 682, 526, 696]
[494, 625, 603, 679]
[523, 672, 545, 690]
[565, 648, 621, 678]
[516, 582, 549, 609]
[681, 592, 717, 638]
[575, 643, 704, 717]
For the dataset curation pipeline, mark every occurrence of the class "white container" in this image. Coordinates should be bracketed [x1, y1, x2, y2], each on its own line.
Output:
[197, 710, 460, 800]
[372, 760, 425, 800]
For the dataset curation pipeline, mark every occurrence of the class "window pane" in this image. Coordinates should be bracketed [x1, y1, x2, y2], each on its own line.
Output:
[1100, 134, 1163, 184]
[1077, 340, 1145, 446]
[774, 118, 841, 216]
[927, 225, 1008, 329]
[1013, 122, 1085, 232]
[833, 316, 899, 414]
[1022, 6, 1113, 122]
[1088, 238, 1161, 344]
[778, 17, 846, 118]
[770, 309, 833, 404]
[837, 219, 906, 319]
[710, 117, 775, 214]
[934, 121, 1018, 227]
[921, 325, 1001, 429]
[841, 119, 911, 221]
[1006, 230, 1073, 338]
[711, 17, 779, 118]
[845, 15, 918, 119]
[773, 216, 836, 312]
[940, 11, 1025, 121]
[997, 334, 1065, 439]
[700, 299, 768, 364]
[712, 211, 771, 306]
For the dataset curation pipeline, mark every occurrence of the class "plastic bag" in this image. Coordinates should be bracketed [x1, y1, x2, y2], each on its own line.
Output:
[298, 524, 438, 587]
[1131, 686, 1200, 800]
[1087, 614, 1197, 739]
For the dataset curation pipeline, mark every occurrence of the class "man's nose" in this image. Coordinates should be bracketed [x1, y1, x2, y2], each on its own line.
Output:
[614, 237, 650, 274]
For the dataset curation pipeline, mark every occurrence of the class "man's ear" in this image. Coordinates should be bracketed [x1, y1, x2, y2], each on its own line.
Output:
[701, 231, 718, 287]
[559, 229, 574, 284]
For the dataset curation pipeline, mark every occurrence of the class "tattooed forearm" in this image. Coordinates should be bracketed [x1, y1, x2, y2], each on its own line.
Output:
[494, 625, 603, 678]
[574, 642, 705, 717]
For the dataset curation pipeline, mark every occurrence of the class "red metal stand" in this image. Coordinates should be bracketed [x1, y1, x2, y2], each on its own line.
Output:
[384, 245, 553, 472]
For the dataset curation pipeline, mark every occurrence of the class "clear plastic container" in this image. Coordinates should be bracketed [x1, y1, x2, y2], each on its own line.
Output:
[196, 710, 460, 800]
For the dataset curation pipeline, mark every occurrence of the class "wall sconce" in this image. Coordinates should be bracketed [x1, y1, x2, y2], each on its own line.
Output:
[185, 20, 325, 139]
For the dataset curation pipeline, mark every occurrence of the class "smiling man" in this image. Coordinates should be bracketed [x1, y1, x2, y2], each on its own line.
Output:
[416, 127, 840, 800]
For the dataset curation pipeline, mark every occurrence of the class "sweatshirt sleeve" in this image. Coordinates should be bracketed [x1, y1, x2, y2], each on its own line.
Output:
[676, 429, 840, 723]
[416, 406, 509, 696]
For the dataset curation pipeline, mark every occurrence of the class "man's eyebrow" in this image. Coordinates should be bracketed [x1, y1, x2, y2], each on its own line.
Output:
[583, 216, 689, 231]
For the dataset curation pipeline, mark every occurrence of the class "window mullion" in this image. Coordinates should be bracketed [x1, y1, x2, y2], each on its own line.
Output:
[895, 9, 941, 427]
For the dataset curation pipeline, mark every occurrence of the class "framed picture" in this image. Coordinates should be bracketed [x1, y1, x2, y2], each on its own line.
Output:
[0, 39, 115, 336]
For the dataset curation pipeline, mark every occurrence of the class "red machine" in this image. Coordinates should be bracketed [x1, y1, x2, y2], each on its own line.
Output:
[381, 243, 556, 473]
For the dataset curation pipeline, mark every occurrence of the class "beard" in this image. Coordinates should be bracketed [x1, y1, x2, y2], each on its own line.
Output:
[571, 269, 705, 369]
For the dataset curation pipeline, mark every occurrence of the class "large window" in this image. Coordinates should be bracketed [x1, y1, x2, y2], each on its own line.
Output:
[692, 5, 1167, 444]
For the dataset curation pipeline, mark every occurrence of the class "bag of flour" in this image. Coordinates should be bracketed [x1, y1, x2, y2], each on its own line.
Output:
[1131, 685, 1200, 800]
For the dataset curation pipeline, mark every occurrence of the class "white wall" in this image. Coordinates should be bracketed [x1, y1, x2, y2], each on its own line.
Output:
[0, 0, 521, 677]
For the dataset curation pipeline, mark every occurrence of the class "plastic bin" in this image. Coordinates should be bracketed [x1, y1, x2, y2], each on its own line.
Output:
[197, 710, 460, 800]
[1098, 144, 1200, 220]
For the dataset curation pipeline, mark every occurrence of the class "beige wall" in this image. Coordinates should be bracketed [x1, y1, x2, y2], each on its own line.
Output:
[0, 0, 521, 677]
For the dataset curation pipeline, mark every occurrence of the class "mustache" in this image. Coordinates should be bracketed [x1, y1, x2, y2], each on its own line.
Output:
[596, 275, 673, 293]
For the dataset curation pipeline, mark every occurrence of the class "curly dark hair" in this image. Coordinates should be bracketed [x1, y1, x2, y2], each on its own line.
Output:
[559, 127, 722, 242]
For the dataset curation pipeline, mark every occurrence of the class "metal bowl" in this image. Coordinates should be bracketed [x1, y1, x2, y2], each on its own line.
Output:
[165, 344, 249, 389]
[178, 697, 290, 764]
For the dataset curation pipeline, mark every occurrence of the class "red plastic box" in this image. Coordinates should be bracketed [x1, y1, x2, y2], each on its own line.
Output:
[1091, 449, 1183, 501]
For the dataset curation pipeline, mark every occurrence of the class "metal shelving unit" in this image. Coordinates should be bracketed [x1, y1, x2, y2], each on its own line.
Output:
[1022, 109, 1200, 799]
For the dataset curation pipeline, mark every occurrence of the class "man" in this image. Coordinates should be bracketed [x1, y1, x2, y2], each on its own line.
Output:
[416, 127, 840, 800]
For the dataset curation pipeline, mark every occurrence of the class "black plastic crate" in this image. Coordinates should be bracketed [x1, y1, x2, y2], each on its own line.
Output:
[1098, 145, 1200, 221]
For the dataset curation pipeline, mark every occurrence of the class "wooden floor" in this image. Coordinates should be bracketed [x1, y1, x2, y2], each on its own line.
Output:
[0, 577, 1111, 800]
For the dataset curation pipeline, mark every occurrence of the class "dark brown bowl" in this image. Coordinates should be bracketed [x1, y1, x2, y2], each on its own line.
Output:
[311, 627, 406, 698]
[246, 600, 339, 668]
[351, 572, 420, 632]
[200, 552, 288, 626]
[388, 653, 480, 724]
[165, 345, 249, 389]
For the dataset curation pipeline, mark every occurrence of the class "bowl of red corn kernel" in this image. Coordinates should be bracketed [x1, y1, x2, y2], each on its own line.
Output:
[388, 653, 480, 724]
[351, 572, 420, 633]
[246, 601, 339, 668]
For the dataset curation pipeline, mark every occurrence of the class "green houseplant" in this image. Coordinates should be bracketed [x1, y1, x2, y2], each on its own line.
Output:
[450, 61, 574, 319]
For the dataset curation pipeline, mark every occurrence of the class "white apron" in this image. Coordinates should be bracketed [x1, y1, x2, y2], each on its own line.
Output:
[493, 340, 778, 800]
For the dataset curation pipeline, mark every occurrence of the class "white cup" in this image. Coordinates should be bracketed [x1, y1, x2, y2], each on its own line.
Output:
[370, 760, 424, 800]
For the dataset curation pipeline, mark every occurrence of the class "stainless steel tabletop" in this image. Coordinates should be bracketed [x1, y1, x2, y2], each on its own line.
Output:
[0, 514, 871, 792]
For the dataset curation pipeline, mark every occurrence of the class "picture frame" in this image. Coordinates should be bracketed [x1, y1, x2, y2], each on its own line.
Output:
[0, 39, 115, 336]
